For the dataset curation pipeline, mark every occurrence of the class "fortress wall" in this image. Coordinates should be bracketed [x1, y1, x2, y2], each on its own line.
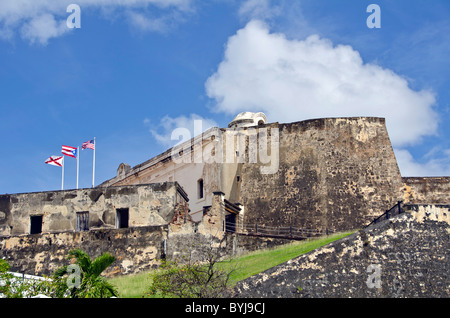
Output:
[402, 177, 450, 204]
[0, 183, 185, 236]
[0, 225, 167, 277]
[234, 204, 450, 298]
[0, 191, 297, 277]
[239, 117, 405, 232]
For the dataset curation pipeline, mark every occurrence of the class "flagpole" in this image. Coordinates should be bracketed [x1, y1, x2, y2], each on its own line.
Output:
[92, 137, 96, 188]
[61, 157, 65, 191]
[76, 147, 79, 189]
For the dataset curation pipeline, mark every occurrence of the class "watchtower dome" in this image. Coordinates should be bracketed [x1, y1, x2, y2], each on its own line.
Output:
[228, 112, 267, 128]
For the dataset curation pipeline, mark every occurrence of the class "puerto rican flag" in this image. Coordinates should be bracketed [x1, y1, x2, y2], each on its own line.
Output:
[62, 145, 77, 158]
[45, 155, 64, 167]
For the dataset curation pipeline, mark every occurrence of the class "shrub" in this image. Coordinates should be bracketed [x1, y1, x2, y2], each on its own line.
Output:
[146, 238, 234, 298]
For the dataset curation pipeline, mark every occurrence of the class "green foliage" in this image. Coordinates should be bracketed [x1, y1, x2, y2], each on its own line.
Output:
[146, 259, 233, 298]
[53, 249, 118, 298]
[1, 249, 118, 298]
[0, 259, 10, 273]
[0, 259, 55, 298]
[145, 240, 235, 298]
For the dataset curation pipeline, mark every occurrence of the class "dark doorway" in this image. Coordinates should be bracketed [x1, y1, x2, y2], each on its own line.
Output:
[30, 215, 43, 234]
[116, 208, 129, 229]
[76, 212, 89, 231]
[225, 213, 236, 233]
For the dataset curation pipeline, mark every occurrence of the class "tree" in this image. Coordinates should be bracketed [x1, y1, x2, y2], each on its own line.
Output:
[53, 249, 118, 298]
[146, 237, 235, 298]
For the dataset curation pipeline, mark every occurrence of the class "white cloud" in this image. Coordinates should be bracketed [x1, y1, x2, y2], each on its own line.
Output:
[0, 0, 194, 44]
[147, 114, 218, 147]
[205, 20, 439, 148]
[394, 148, 450, 177]
[125, 5, 190, 33]
[20, 13, 69, 45]
[238, 0, 281, 21]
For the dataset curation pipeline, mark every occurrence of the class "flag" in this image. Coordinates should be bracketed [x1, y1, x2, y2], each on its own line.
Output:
[45, 156, 64, 167]
[82, 137, 96, 187]
[62, 145, 77, 158]
[82, 139, 95, 150]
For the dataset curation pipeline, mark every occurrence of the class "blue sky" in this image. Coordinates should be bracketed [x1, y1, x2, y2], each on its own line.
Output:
[0, 0, 449, 194]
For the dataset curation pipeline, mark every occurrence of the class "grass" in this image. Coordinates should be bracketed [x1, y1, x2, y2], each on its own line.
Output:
[108, 231, 354, 298]
[108, 270, 153, 298]
[220, 231, 354, 285]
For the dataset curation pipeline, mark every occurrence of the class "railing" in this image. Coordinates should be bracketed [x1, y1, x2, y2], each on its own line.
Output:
[225, 222, 331, 240]
[1, 271, 49, 282]
[366, 201, 404, 227]
[0, 271, 51, 298]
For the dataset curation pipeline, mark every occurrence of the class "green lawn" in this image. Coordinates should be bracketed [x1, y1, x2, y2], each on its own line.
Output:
[108, 231, 354, 298]
[221, 231, 354, 285]
[107, 269, 153, 298]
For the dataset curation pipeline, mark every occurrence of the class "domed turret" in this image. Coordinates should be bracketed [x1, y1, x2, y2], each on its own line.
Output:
[228, 112, 267, 128]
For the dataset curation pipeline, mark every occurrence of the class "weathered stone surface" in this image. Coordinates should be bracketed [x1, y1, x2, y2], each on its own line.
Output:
[0, 188, 299, 276]
[240, 117, 405, 233]
[233, 204, 449, 298]
[0, 182, 186, 236]
[402, 177, 450, 204]
[0, 225, 167, 277]
[97, 116, 450, 234]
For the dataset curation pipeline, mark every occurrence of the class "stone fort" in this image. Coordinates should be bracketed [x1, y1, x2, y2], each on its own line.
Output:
[0, 113, 448, 296]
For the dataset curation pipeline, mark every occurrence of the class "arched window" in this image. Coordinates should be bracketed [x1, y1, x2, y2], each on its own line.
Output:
[197, 179, 204, 199]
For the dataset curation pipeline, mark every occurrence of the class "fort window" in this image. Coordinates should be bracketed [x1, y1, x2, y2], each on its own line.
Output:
[76, 212, 89, 231]
[30, 215, 43, 234]
[198, 179, 204, 199]
[116, 208, 129, 229]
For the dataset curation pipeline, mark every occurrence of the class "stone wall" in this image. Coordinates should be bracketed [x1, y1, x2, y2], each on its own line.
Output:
[0, 182, 190, 277]
[239, 117, 404, 233]
[224, 233, 302, 257]
[0, 189, 298, 277]
[234, 204, 449, 298]
[0, 225, 167, 277]
[0, 182, 187, 236]
[94, 116, 448, 237]
[402, 177, 450, 204]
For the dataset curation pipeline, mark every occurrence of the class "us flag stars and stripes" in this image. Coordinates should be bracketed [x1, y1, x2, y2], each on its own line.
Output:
[82, 140, 95, 150]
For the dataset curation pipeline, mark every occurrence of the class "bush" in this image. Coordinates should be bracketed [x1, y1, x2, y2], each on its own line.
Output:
[0, 259, 9, 273]
[146, 238, 234, 298]
[0, 249, 118, 298]
[0, 259, 55, 298]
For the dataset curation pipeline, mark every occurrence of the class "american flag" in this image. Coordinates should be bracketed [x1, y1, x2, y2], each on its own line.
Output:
[82, 139, 95, 150]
